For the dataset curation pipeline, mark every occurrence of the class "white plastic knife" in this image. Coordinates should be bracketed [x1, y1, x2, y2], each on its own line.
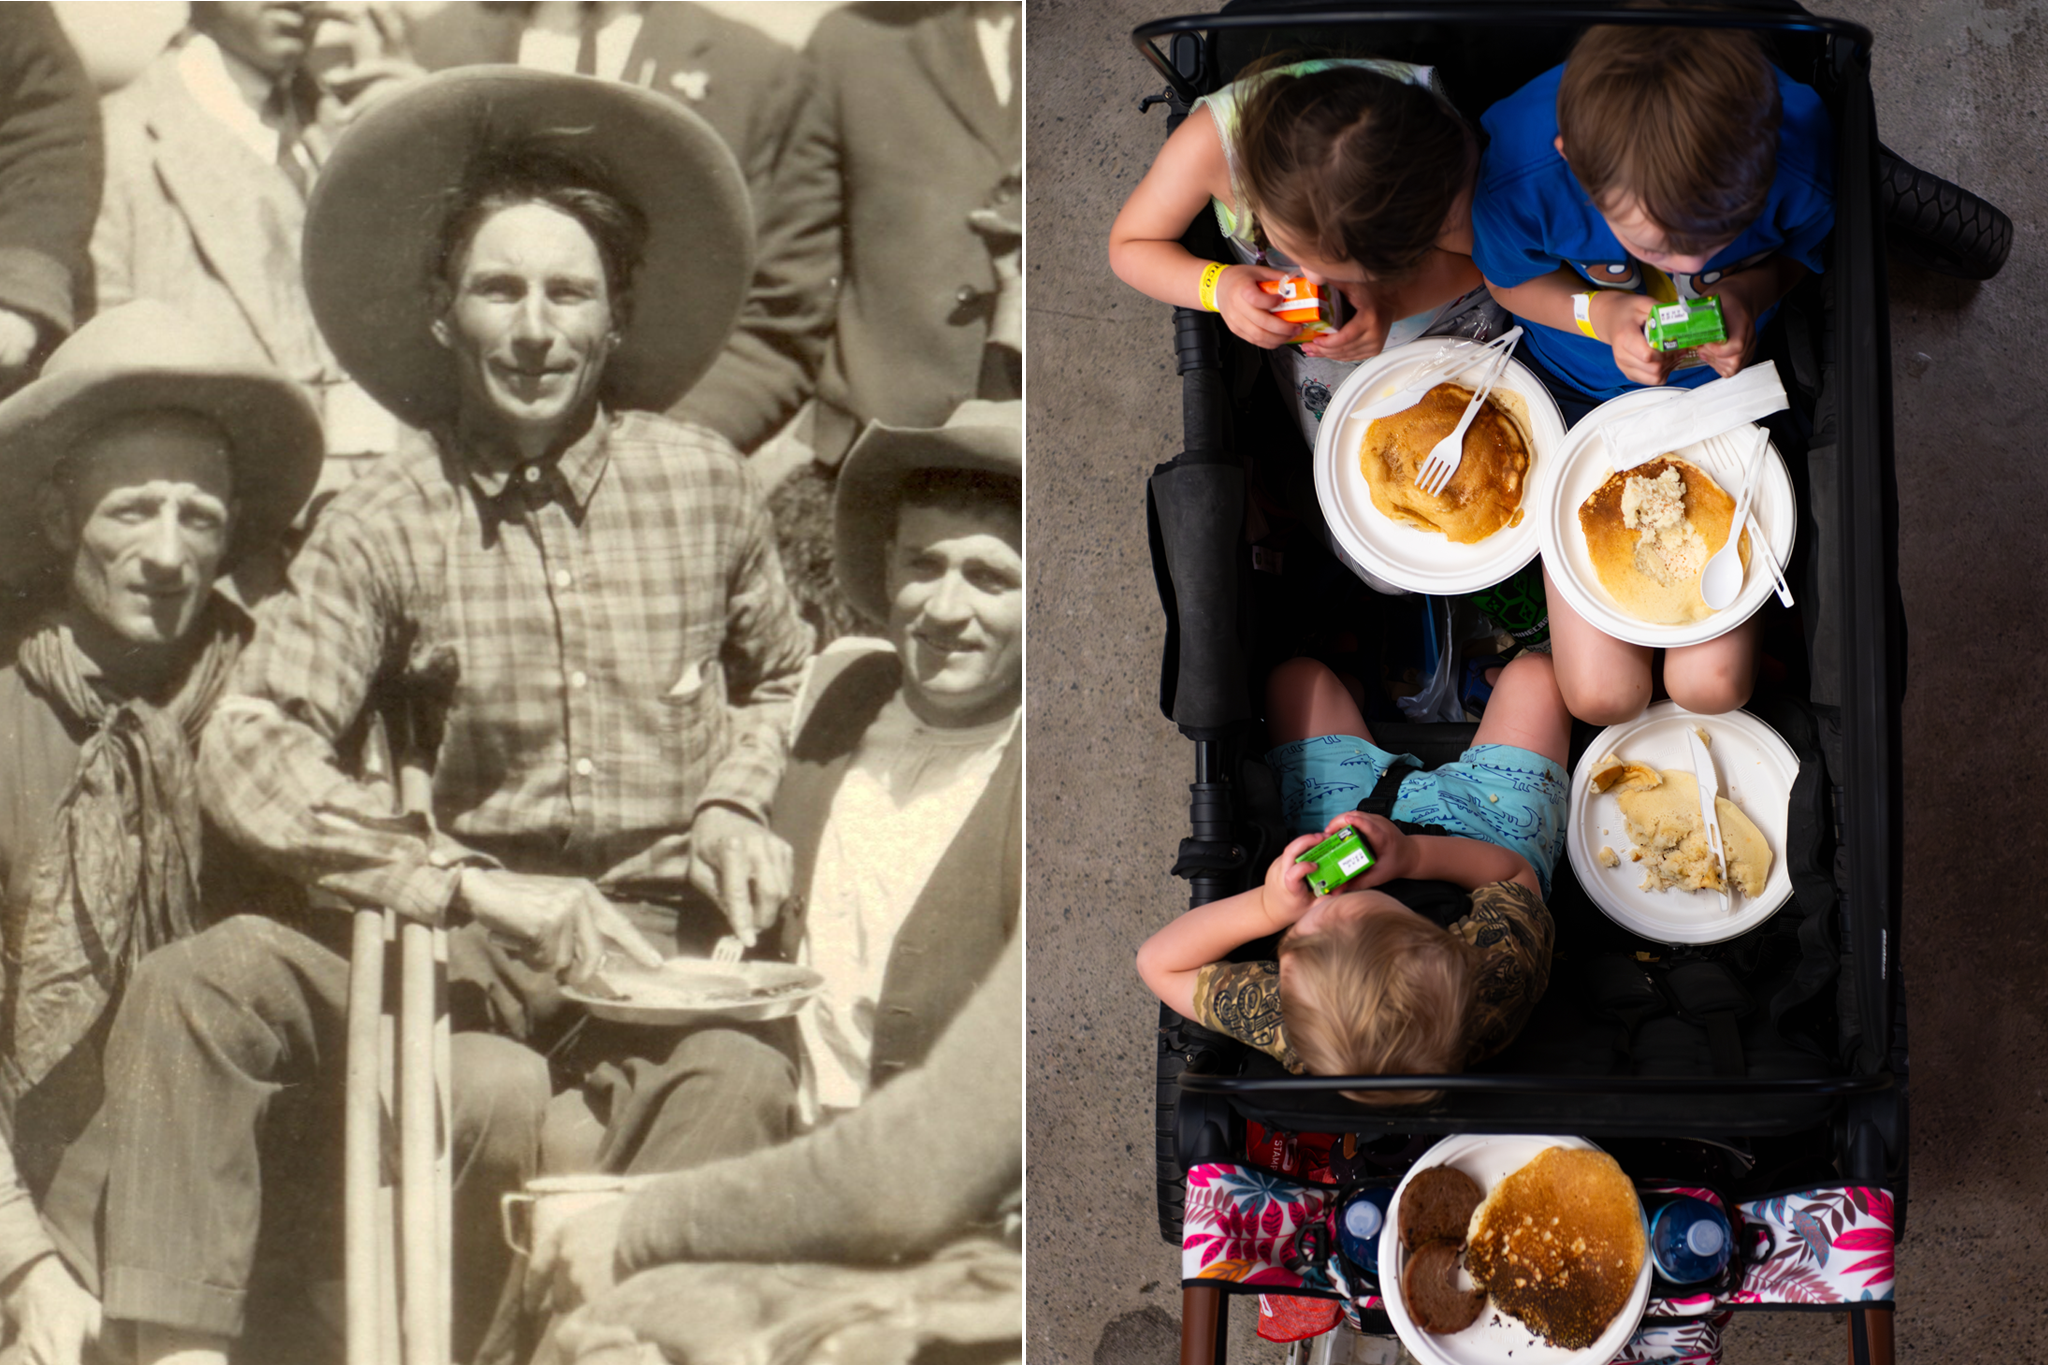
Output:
[1685, 727, 1731, 914]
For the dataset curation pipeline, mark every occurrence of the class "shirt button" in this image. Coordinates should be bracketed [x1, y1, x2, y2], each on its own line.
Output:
[574, 757, 594, 777]
[523, 465, 542, 483]
[553, 569, 573, 589]
[570, 670, 588, 689]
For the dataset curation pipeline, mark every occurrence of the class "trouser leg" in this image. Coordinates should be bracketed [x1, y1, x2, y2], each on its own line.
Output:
[450, 1032, 549, 1363]
[99, 914, 350, 1338]
[584, 1020, 799, 1176]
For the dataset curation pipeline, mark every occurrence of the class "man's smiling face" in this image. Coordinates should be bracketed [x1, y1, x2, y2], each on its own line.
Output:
[436, 200, 619, 451]
[885, 501, 1023, 728]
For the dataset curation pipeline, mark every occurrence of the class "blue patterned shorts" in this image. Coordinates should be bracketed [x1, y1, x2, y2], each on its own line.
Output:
[1266, 734, 1569, 898]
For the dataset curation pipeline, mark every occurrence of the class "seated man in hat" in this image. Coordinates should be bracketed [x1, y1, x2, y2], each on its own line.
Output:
[0, 300, 321, 1365]
[537, 400, 1021, 1173]
[61, 69, 815, 1365]
[511, 400, 1021, 1363]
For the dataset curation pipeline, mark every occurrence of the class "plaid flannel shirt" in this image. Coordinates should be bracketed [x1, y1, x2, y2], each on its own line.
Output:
[198, 411, 814, 923]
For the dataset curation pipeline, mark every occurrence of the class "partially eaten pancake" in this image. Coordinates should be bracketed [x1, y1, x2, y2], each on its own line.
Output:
[1360, 383, 1530, 545]
[1466, 1147, 1645, 1351]
[1614, 769, 1773, 898]
[1579, 458, 1748, 624]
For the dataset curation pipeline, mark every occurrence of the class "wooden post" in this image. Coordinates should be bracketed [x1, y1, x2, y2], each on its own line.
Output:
[343, 907, 387, 1365]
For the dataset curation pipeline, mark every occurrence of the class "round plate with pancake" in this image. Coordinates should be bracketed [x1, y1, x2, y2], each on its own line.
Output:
[1380, 1134, 1651, 1365]
[1313, 339, 1566, 594]
[563, 958, 822, 1025]
[1568, 700, 1799, 944]
[1530, 388, 1796, 648]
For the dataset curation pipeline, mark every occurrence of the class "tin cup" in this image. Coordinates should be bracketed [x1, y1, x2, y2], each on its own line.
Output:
[500, 1173, 636, 1258]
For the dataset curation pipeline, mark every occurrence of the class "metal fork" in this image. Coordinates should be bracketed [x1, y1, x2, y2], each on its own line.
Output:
[711, 934, 745, 964]
[1702, 431, 1796, 607]
[1413, 340, 1515, 497]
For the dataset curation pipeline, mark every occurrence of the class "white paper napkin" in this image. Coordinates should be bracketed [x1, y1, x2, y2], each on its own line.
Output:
[1606, 362, 1788, 469]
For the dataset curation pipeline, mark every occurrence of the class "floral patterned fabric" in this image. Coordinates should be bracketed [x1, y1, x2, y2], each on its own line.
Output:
[1180, 1161, 1895, 1357]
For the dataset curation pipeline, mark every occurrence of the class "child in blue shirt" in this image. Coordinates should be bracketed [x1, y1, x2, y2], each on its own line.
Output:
[1473, 26, 1833, 724]
[1472, 25, 1834, 403]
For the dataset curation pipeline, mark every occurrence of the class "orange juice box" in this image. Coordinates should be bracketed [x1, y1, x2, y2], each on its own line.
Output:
[1259, 276, 1344, 343]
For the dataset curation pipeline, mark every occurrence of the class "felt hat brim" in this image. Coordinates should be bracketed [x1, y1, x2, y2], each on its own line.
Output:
[835, 402, 1022, 625]
[0, 306, 324, 586]
[303, 67, 753, 428]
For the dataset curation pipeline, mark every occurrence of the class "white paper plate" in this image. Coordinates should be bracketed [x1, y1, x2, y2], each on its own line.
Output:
[1567, 701, 1799, 945]
[1531, 389, 1797, 648]
[1379, 1134, 1651, 1365]
[1314, 339, 1566, 594]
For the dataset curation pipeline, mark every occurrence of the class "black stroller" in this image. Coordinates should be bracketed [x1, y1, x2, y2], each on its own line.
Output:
[1132, 4, 2010, 1362]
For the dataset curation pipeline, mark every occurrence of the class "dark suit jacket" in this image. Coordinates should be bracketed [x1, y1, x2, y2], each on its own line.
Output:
[772, 646, 1020, 1090]
[406, 2, 832, 453]
[796, 3, 1021, 461]
[0, 4, 100, 348]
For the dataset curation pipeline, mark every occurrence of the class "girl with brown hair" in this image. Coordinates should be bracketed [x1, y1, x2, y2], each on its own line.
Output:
[1109, 59, 1507, 448]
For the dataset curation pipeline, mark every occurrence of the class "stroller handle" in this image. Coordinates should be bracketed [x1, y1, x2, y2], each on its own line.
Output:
[1132, 6, 1874, 105]
[1180, 1070, 1895, 1097]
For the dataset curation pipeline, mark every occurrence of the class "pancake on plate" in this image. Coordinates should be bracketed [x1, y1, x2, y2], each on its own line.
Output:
[1465, 1147, 1646, 1351]
[1360, 382, 1531, 545]
[1578, 457, 1749, 623]
[1613, 769, 1773, 898]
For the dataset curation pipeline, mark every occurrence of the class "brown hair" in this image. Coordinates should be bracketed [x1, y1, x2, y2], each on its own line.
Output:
[1557, 26, 1781, 255]
[1234, 63, 1473, 280]
[1278, 899, 1479, 1106]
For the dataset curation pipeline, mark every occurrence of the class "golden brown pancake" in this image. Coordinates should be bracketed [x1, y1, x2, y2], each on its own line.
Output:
[1466, 1147, 1646, 1351]
[1360, 383, 1530, 545]
[1615, 769, 1773, 897]
[1578, 458, 1749, 624]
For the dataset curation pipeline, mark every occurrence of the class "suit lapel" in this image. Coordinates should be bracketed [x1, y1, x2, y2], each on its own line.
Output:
[138, 63, 319, 371]
[908, 4, 1017, 161]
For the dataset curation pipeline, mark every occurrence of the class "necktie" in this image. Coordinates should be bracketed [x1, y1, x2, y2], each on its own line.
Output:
[269, 83, 309, 198]
[575, 2, 600, 77]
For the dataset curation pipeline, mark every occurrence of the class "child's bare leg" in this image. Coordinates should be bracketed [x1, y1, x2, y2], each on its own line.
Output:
[1664, 617, 1760, 715]
[1473, 650, 1573, 768]
[1542, 561, 1652, 724]
[1267, 656, 1372, 746]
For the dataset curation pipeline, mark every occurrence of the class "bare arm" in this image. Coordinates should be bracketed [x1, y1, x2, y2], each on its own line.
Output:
[1106, 106, 1295, 349]
[1485, 267, 1675, 388]
[1694, 256, 1807, 378]
[1330, 811, 1539, 898]
[1136, 831, 1323, 1020]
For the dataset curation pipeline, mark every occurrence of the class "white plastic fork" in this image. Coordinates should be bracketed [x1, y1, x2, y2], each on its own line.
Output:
[1702, 430, 1796, 608]
[1342, 326, 1524, 430]
[1413, 339, 1515, 497]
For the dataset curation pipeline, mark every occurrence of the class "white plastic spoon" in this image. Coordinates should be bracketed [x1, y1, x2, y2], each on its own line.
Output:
[1699, 427, 1770, 611]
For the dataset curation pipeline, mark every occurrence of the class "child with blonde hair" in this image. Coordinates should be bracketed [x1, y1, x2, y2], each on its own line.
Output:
[1137, 653, 1566, 1102]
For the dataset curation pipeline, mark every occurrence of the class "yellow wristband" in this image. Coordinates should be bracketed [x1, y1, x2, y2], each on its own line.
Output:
[1197, 261, 1230, 312]
[1572, 291, 1599, 340]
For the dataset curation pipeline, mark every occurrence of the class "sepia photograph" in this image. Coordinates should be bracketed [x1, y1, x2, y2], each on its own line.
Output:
[0, 3, 1021, 1363]
[1027, 1, 2039, 1364]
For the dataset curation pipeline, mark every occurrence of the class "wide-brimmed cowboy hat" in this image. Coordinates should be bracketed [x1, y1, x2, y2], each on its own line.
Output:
[835, 400, 1022, 625]
[0, 301, 324, 585]
[303, 67, 753, 428]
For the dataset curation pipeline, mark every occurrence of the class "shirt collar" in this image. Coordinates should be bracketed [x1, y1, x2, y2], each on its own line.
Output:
[456, 408, 613, 521]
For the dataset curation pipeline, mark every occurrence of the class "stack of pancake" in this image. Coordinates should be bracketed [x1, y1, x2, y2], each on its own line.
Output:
[1360, 383, 1531, 544]
[1578, 457, 1749, 623]
[1463, 1147, 1646, 1351]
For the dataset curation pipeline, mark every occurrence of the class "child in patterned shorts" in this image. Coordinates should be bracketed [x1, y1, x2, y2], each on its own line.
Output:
[1136, 652, 1569, 1103]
